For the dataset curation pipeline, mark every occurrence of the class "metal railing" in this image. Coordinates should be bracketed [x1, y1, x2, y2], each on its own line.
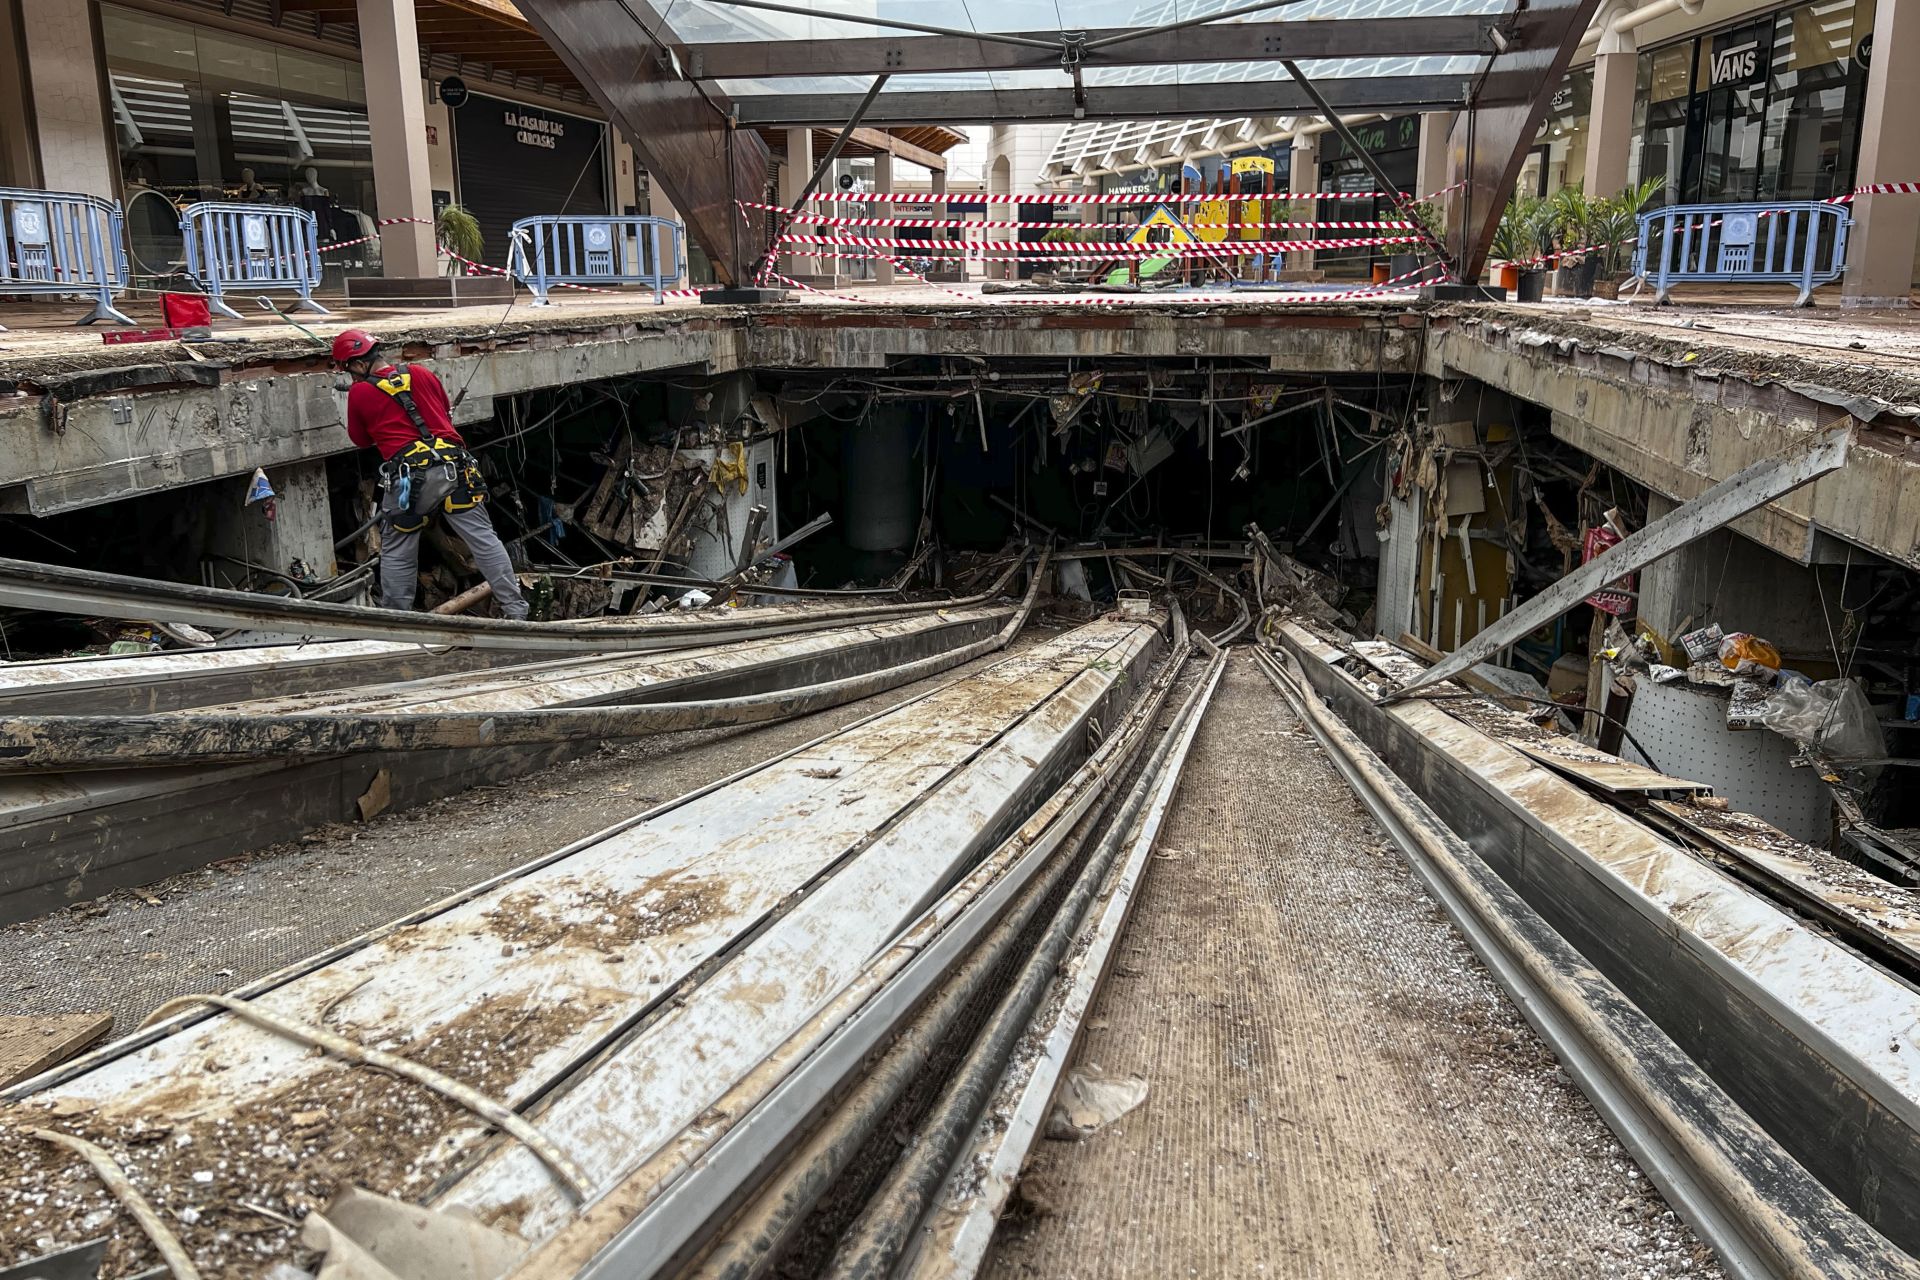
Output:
[511, 215, 683, 304]
[180, 201, 329, 319]
[0, 187, 133, 326]
[1634, 201, 1851, 306]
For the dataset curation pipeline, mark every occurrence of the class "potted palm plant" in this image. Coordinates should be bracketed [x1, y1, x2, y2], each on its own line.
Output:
[1517, 194, 1554, 301]
[1492, 192, 1551, 297]
[1391, 199, 1442, 283]
[1490, 195, 1528, 293]
[436, 202, 484, 277]
[1589, 176, 1665, 298]
[1548, 185, 1600, 297]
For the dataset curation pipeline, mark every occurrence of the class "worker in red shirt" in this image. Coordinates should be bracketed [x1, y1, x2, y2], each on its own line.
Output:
[332, 329, 528, 619]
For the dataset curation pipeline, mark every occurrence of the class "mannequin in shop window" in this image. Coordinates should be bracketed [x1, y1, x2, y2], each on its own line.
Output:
[294, 163, 358, 250]
[235, 167, 270, 203]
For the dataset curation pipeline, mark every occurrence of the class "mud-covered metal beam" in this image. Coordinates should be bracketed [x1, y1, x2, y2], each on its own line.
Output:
[0, 555, 1019, 653]
[1258, 635, 1920, 1280]
[0, 584, 1038, 771]
[512, 0, 769, 283]
[1388, 425, 1851, 702]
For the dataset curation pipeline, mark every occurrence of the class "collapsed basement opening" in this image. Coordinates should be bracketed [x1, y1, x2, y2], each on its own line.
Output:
[6, 353, 1920, 856]
[9, 314, 1920, 1280]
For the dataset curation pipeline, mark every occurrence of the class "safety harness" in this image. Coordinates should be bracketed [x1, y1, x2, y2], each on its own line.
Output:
[372, 367, 488, 534]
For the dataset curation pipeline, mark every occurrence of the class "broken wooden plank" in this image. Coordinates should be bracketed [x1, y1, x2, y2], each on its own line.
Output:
[1511, 743, 1711, 798]
[0, 1014, 112, 1088]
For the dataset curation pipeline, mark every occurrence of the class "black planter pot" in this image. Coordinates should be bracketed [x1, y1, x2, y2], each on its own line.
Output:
[1574, 255, 1603, 297]
[1516, 269, 1548, 302]
[1389, 253, 1420, 282]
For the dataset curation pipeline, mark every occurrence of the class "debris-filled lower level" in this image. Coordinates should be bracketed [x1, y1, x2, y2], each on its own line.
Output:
[4, 298, 1920, 1280]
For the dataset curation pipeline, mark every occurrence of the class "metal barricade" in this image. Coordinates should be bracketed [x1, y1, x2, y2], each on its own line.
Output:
[180, 202, 329, 319]
[1634, 201, 1851, 306]
[0, 187, 133, 326]
[511, 215, 684, 305]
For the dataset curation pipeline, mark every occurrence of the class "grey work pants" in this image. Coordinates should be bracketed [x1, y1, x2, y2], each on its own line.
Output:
[380, 504, 529, 619]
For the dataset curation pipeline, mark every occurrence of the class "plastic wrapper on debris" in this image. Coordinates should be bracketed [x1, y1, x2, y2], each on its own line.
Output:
[1718, 631, 1783, 677]
[1600, 619, 1649, 674]
[1046, 1070, 1150, 1141]
[1753, 675, 1887, 763]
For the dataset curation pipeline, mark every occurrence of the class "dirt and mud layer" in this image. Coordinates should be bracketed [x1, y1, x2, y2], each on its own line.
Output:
[987, 658, 1722, 1280]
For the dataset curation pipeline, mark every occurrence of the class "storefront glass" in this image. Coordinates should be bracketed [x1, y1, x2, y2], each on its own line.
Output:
[1630, 42, 1694, 206]
[1317, 115, 1420, 278]
[1525, 68, 1593, 197]
[1630, 0, 1873, 206]
[101, 4, 379, 277]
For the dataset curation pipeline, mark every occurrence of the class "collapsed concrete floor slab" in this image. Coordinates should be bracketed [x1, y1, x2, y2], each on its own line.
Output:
[7, 285, 1920, 1279]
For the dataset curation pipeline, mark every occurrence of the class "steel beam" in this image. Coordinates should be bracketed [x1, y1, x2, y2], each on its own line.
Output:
[0, 606, 1025, 770]
[1280, 58, 1454, 276]
[512, 0, 768, 283]
[1387, 425, 1853, 702]
[0, 555, 1020, 653]
[731, 76, 1488, 127]
[682, 18, 1501, 79]
[1438, 0, 1607, 281]
[1259, 639, 1920, 1280]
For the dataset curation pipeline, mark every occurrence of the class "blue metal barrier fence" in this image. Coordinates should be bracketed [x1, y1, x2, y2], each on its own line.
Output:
[0, 187, 133, 326]
[180, 202, 329, 319]
[511, 215, 683, 304]
[1634, 201, 1851, 306]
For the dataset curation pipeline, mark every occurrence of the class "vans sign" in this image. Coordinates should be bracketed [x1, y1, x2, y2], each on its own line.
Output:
[1710, 30, 1767, 87]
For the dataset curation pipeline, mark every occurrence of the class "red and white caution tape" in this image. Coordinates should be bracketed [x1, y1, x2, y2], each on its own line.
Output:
[794, 189, 1392, 205]
[760, 269, 873, 305]
[1829, 180, 1920, 203]
[774, 233, 1419, 259]
[314, 216, 436, 255]
[734, 199, 1409, 231]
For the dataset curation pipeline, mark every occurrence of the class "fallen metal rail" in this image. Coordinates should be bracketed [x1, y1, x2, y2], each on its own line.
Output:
[1254, 645, 1920, 1280]
[517, 620, 1194, 1280]
[1261, 632, 1920, 1276]
[0, 554, 1022, 653]
[0, 565, 1045, 770]
[0, 599, 1027, 922]
[1, 617, 1170, 1277]
[831, 646, 1227, 1278]
[526, 564, 910, 599]
[907, 646, 1222, 1278]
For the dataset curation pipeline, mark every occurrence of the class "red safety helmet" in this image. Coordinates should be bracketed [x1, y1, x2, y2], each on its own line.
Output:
[330, 328, 380, 367]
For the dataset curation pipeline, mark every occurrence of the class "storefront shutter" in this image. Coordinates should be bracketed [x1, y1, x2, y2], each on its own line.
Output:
[453, 93, 610, 266]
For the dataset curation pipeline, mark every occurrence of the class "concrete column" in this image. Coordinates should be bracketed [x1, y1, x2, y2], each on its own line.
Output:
[1585, 46, 1637, 197]
[0, 0, 40, 187]
[18, 0, 113, 195]
[1415, 113, 1456, 203]
[1286, 131, 1319, 275]
[211, 459, 338, 584]
[873, 149, 894, 285]
[1843, 0, 1920, 306]
[356, 0, 436, 278]
[779, 126, 816, 279]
